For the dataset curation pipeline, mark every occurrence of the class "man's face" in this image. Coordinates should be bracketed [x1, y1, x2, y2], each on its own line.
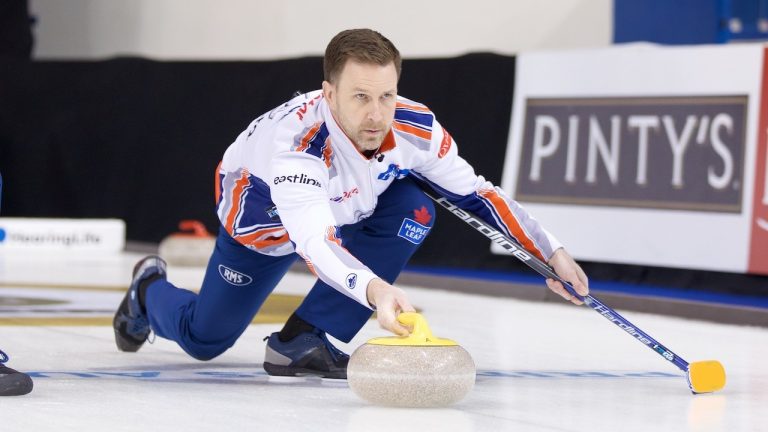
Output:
[322, 60, 398, 153]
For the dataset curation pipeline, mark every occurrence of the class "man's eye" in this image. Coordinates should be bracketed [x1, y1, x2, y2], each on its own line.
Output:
[355, 94, 367, 100]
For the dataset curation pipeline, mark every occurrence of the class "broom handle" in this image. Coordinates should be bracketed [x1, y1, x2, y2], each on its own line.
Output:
[421, 188, 691, 373]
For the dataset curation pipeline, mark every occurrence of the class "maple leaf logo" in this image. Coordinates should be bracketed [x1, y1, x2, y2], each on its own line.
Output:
[413, 206, 432, 225]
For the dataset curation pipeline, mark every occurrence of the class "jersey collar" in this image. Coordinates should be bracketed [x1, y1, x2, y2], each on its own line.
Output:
[321, 100, 397, 161]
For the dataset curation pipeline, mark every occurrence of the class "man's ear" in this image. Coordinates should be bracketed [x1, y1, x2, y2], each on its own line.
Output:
[322, 80, 334, 104]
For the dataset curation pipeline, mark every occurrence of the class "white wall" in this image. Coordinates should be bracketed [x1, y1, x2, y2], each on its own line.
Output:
[29, 0, 612, 60]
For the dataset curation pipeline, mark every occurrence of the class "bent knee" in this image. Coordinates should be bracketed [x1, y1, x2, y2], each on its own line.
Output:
[181, 341, 231, 361]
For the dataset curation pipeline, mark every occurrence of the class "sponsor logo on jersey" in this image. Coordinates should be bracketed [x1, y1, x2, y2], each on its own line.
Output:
[218, 265, 253, 286]
[377, 164, 410, 181]
[296, 94, 322, 121]
[273, 173, 322, 188]
[330, 187, 359, 203]
[438, 127, 452, 158]
[397, 218, 431, 244]
[346, 273, 357, 289]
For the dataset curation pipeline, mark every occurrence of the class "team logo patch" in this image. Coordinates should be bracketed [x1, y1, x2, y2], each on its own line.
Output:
[265, 205, 280, 221]
[346, 273, 358, 289]
[377, 164, 410, 181]
[218, 265, 253, 286]
[398, 218, 431, 244]
[413, 206, 432, 225]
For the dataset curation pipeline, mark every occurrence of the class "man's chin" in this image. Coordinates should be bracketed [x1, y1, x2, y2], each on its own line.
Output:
[357, 138, 383, 152]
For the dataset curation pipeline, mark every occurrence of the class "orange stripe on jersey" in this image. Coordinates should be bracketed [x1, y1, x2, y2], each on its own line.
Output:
[396, 101, 430, 112]
[298, 253, 318, 277]
[224, 170, 250, 234]
[296, 123, 321, 152]
[478, 189, 546, 261]
[214, 161, 223, 204]
[393, 121, 432, 140]
[325, 225, 360, 257]
[235, 227, 290, 249]
[326, 226, 342, 247]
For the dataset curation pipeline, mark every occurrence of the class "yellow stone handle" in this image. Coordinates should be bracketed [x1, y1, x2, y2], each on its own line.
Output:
[397, 312, 434, 342]
[367, 312, 457, 346]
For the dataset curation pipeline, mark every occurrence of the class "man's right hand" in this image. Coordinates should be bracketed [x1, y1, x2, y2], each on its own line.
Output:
[366, 278, 415, 336]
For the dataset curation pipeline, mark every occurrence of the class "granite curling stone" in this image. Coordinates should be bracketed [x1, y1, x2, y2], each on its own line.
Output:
[347, 312, 476, 408]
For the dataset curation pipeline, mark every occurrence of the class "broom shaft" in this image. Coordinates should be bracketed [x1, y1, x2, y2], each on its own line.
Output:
[423, 190, 690, 372]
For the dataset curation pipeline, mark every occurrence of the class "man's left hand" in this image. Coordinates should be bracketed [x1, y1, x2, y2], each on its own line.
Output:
[546, 248, 589, 305]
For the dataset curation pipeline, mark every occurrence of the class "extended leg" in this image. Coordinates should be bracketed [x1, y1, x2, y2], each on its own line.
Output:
[114, 228, 297, 360]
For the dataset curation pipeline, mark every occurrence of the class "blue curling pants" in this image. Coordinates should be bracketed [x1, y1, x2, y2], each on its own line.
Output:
[145, 178, 435, 361]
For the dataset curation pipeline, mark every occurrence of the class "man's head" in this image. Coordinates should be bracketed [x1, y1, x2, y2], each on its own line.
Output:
[322, 29, 401, 154]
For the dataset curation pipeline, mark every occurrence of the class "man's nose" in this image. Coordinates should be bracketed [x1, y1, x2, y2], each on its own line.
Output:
[368, 102, 383, 122]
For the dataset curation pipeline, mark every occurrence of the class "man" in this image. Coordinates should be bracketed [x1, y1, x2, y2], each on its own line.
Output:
[113, 29, 589, 379]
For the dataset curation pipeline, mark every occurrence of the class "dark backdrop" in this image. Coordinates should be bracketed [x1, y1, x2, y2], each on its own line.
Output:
[0, 54, 513, 246]
[1, 54, 765, 296]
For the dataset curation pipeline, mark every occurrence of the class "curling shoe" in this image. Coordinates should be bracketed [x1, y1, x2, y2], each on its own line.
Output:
[0, 349, 33, 396]
[113, 255, 167, 352]
[263, 330, 349, 379]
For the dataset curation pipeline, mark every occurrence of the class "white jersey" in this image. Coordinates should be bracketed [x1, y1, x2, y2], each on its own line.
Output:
[217, 90, 561, 308]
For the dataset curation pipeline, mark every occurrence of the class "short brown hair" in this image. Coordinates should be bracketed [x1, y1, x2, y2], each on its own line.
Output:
[323, 29, 402, 83]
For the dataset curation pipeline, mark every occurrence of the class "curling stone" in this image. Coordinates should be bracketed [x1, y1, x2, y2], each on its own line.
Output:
[158, 220, 215, 266]
[347, 312, 475, 408]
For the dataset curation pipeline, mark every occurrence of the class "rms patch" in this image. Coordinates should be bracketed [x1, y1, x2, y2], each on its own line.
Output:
[398, 218, 431, 244]
[218, 265, 253, 286]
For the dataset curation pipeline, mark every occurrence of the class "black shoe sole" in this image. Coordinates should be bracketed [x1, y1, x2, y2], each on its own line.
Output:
[114, 327, 145, 352]
[0, 369, 33, 396]
[113, 296, 146, 353]
[113, 255, 164, 353]
[263, 362, 347, 380]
